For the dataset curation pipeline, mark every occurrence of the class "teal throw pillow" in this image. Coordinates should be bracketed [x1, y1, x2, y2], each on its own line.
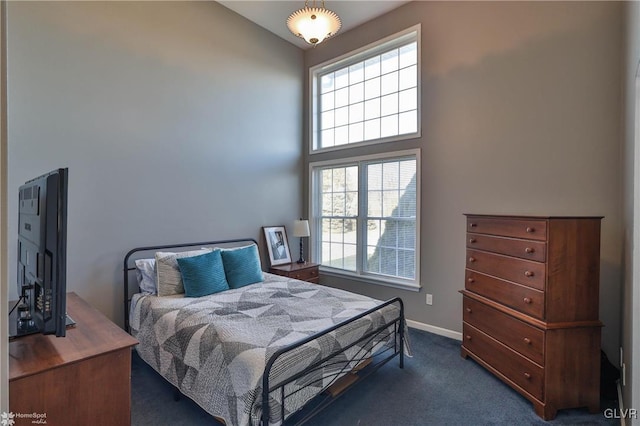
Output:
[221, 244, 264, 289]
[177, 250, 229, 297]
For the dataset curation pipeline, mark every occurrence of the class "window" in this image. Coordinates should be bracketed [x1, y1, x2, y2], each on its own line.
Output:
[310, 26, 421, 152]
[310, 150, 420, 289]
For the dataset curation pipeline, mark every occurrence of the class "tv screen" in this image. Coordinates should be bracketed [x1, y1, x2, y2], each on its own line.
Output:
[11, 168, 68, 338]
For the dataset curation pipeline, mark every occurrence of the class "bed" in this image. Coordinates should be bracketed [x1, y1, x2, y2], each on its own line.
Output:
[124, 238, 406, 426]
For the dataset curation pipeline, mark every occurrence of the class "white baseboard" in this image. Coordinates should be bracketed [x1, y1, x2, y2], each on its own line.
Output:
[406, 319, 462, 341]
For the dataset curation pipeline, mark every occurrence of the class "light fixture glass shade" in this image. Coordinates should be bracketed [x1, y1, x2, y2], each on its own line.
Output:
[287, 5, 341, 46]
[293, 219, 311, 237]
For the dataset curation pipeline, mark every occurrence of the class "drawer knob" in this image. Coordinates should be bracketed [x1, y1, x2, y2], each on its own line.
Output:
[524, 270, 534, 277]
[468, 257, 476, 263]
[466, 308, 472, 313]
[469, 238, 477, 244]
[526, 227, 535, 233]
[524, 247, 535, 254]
[467, 277, 475, 283]
[523, 337, 531, 345]
[523, 297, 532, 304]
[465, 335, 472, 340]
[524, 372, 532, 380]
[469, 223, 477, 228]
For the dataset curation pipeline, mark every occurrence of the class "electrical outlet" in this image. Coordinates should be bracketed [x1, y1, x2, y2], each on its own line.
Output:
[426, 294, 433, 305]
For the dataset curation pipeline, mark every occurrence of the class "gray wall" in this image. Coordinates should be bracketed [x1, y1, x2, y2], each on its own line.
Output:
[305, 1, 623, 359]
[6, 1, 304, 326]
[623, 1, 640, 418]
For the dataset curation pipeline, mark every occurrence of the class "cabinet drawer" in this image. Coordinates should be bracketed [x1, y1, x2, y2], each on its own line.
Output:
[463, 323, 544, 400]
[467, 233, 546, 262]
[465, 270, 544, 319]
[466, 249, 545, 291]
[290, 267, 318, 282]
[466, 217, 547, 241]
[463, 296, 544, 364]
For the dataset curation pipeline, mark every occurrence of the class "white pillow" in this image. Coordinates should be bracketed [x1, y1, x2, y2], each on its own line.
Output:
[134, 258, 157, 295]
[155, 248, 213, 297]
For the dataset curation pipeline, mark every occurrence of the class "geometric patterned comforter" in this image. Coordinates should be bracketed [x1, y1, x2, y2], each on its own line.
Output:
[130, 273, 404, 426]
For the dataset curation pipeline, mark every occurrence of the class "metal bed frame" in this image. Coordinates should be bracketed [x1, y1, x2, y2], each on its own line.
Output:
[123, 238, 405, 425]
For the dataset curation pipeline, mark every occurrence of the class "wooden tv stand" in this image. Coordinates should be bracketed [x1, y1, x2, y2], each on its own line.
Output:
[9, 292, 138, 425]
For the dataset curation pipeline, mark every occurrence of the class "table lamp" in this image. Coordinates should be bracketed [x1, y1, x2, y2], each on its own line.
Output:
[292, 219, 310, 264]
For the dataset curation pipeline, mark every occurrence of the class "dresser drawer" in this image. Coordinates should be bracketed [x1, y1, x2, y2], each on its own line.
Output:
[290, 267, 318, 282]
[467, 217, 547, 241]
[465, 270, 544, 319]
[463, 296, 544, 364]
[467, 233, 546, 262]
[467, 249, 545, 291]
[463, 323, 544, 400]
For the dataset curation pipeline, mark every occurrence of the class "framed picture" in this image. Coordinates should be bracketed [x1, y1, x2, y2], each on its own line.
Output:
[263, 226, 292, 266]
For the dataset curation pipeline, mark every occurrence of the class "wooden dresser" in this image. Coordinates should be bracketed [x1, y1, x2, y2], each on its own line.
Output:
[9, 292, 138, 426]
[269, 262, 319, 283]
[460, 214, 602, 420]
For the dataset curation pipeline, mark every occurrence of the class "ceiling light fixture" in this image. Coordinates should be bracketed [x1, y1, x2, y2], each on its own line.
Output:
[287, 0, 342, 46]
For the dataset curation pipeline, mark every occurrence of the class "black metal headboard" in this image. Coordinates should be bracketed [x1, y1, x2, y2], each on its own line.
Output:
[123, 238, 258, 332]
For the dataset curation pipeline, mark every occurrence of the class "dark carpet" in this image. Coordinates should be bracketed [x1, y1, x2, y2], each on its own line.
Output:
[131, 328, 617, 425]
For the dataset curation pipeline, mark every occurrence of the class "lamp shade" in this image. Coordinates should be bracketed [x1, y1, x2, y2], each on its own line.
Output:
[287, 5, 341, 46]
[292, 220, 311, 238]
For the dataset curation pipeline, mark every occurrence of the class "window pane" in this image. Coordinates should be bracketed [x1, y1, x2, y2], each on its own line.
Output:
[399, 42, 417, 68]
[364, 98, 380, 120]
[322, 193, 332, 215]
[321, 92, 334, 112]
[399, 64, 417, 91]
[364, 119, 380, 140]
[335, 126, 349, 145]
[364, 56, 381, 79]
[349, 82, 364, 104]
[381, 49, 399, 74]
[321, 72, 335, 94]
[381, 71, 399, 96]
[321, 129, 334, 147]
[399, 111, 417, 135]
[332, 193, 346, 216]
[362, 158, 417, 278]
[380, 115, 398, 138]
[345, 193, 358, 216]
[368, 190, 382, 217]
[349, 62, 364, 84]
[335, 106, 349, 127]
[398, 88, 417, 113]
[335, 87, 349, 108]
[321, 110, 334, 129]
[368, 163, 382, 190]
[349, 102, 364, 124]
[345, 166, 358, 191]
[383, 162, 399, 190]
[349, 122, 364, 143]
[343, 244, 357, 271]
[380, 93, 398, 116]
[335, 68, 349, 89]
[364, 77, 380, 100]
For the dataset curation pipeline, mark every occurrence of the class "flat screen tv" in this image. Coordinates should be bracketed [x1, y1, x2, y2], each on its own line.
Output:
[10, 168, 69, 338]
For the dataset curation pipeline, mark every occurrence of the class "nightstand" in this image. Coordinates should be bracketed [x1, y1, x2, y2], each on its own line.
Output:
[269, 262, 319, 284]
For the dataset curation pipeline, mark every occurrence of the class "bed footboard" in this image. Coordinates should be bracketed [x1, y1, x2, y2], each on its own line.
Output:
[260, 297, 405, 425]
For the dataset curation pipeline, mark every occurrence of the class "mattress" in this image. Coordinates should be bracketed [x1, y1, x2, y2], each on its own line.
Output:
[130, 272, 402, 426]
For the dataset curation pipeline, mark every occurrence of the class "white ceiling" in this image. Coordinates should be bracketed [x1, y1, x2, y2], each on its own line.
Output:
[217, 1, 411, 49]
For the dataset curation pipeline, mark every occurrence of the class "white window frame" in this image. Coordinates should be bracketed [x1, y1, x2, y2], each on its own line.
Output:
[309, 25, 421, 154]
[309, 149, 421, 291]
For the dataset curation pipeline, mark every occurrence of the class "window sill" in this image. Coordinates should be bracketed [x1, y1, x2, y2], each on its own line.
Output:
[319, 267, 422, 292]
